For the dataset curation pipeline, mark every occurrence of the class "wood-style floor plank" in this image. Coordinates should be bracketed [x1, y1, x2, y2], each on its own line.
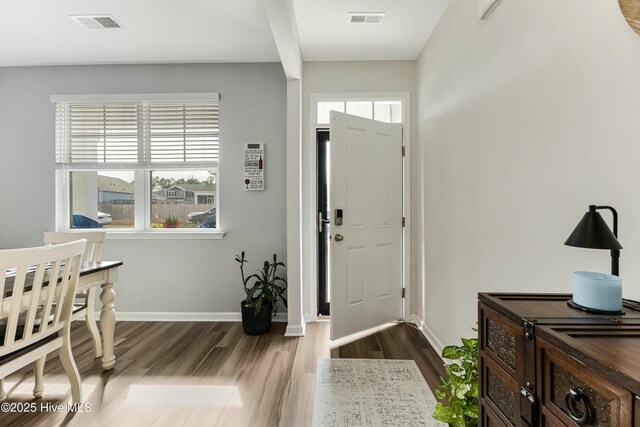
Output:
[0, 321, 444, 427]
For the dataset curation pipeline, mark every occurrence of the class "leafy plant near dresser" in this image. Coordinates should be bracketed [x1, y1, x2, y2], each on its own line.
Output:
[433, 329, 479, 427]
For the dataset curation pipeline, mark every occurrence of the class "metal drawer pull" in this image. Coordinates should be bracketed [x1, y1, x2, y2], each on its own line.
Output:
[563, 387, 592, 425]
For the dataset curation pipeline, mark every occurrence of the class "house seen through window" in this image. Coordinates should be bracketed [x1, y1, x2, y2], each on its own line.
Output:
[55, 94, 219, 231]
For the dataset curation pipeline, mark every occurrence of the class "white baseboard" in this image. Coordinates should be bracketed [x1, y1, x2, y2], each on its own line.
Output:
[410, 314, 445, 358]
[410, 314, 423, 329]
[98, 311, 288, 323]
[284, 322, 306, 336]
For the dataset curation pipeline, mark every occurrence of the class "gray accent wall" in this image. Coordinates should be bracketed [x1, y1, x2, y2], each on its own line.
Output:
[0, 63, 287, 313]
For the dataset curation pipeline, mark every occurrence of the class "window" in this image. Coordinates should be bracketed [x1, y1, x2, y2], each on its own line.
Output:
[317, 99, 403, 125]
[53, 93, 219, 232]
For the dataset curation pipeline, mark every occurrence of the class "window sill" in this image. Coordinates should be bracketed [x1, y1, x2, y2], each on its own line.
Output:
[100, 230, 225, 240]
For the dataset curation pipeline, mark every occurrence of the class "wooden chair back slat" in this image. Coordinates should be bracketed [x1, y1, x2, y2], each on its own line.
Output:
[23, 263, 46, 341]
[5, 267, 26, 348]
[0, 240, 86, 357]
[43, 232, 106, 263]
[39, 259, 61, 336]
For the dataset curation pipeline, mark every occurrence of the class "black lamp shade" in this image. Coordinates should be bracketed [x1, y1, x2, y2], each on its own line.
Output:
[565, 210, 623, 250]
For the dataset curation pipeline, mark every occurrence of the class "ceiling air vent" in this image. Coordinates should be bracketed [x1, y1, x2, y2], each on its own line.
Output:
[348, 13, 385, 24]
[70, 15, 123, 29]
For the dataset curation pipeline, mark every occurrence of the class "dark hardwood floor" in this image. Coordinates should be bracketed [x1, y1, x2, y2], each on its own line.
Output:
[331, 322, 445, 392]
[0, 321, 444, 427]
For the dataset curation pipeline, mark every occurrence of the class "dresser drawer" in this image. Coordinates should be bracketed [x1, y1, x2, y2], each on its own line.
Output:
[481, 401, 509, 427]
[481, 353, 520, 426]
[537, 338, 632, 426]
[540, 406, 567, 427]
[479, 303, 525, 383]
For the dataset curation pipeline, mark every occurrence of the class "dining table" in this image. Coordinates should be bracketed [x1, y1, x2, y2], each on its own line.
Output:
[4, 260, 123, 370]
[76, 261, 122, 370]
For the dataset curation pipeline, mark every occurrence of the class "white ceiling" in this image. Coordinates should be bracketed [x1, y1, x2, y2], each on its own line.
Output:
[0, 0, 280, 66]
[293, 0, 451, 61]
[0, 0, 450, 67]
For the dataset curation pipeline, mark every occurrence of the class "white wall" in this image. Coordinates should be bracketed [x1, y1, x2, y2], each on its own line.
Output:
[301, 61, 419, 319]
[0, 63, 287, 314]
[416, 0, 640, 346]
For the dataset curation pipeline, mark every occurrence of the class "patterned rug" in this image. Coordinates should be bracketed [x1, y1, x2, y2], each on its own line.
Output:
[313, 358, 445, 427]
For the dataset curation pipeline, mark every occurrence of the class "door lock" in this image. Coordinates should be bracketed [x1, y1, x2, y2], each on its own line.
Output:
[334, 234, 344, 242]
[335, 209, 343, 226]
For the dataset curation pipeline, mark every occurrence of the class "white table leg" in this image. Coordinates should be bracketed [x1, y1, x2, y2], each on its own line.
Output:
[100, 281, 116, 370]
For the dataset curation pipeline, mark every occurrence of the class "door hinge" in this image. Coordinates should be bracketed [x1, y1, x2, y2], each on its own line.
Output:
[402, 288, 406, 298]
[402, 217, 405, 227]
[402, 146, 405, 157]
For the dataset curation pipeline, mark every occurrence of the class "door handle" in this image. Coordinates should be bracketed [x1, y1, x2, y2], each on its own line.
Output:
[334, 234, 344, 242]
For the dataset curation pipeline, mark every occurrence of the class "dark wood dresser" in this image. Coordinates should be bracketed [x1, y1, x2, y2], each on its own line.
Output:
[478, 293, 640, 426]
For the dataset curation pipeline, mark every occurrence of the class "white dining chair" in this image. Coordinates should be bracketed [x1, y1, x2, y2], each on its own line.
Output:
[43, 231, 106, 358]
[0, 239, 86, 403]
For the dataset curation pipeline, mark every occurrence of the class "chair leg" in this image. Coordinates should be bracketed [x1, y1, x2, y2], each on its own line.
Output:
[85, 289, 103, 358]
[0, 378, 6, 400]
[33, 357, 46, 398]
[59, 327, 82, 404]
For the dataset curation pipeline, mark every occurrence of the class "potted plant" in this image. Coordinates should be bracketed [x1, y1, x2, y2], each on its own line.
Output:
[235, 251, 287, 335]
[163, 216, 182, 228]
[433, 329, 479, 427]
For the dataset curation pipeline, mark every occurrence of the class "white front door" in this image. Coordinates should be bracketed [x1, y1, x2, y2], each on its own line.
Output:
[329, 111, 404, 340]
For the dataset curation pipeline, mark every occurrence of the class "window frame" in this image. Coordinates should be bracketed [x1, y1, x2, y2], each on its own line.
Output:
[52, 93, 224, 239]
[315, 97, 404, 125]
[56, 167, 222, 239]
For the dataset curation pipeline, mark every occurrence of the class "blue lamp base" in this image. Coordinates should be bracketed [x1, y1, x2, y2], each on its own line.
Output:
[572, 271, 623, 313]
[567, 299, 625, 315]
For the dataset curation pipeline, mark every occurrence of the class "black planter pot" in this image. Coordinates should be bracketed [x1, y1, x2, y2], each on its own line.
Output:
[241, 300, 272, 335]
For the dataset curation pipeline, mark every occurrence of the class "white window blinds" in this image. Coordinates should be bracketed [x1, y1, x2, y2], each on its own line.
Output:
[54, 95, 219, 168]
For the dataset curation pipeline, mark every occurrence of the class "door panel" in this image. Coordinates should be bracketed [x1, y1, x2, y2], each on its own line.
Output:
[330, 111, 403, 340]
[375, 132, 393, 227]
[375, 244, 392, 299]
[347, 247, 366, 306]
[346, 128, 366, 228]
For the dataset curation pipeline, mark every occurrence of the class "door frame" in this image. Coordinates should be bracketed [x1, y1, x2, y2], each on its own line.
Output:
[316, 128, 330, 317]
[307, 92, 411, 322]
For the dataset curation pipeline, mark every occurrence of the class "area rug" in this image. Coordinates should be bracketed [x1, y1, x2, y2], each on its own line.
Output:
[313, 358, 445, 427]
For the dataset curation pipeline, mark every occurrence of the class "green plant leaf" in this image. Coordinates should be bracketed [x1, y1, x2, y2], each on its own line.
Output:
[469, 382, 478, 399]
[433, 403, 454, 424]
[461, 337, 478, 349]
[442, 345, 464, 360]
[464, 405, 479, 418]
[446, 363, 462, 374]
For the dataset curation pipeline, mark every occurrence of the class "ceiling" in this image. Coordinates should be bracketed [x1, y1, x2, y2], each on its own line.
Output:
[0, 0, 450, 67]
[293, 0, 451, 61]
[0, 0, 280, 66]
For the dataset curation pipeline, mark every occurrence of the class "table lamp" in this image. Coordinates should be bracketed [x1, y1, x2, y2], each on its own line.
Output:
[565, 205, 623, 313]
